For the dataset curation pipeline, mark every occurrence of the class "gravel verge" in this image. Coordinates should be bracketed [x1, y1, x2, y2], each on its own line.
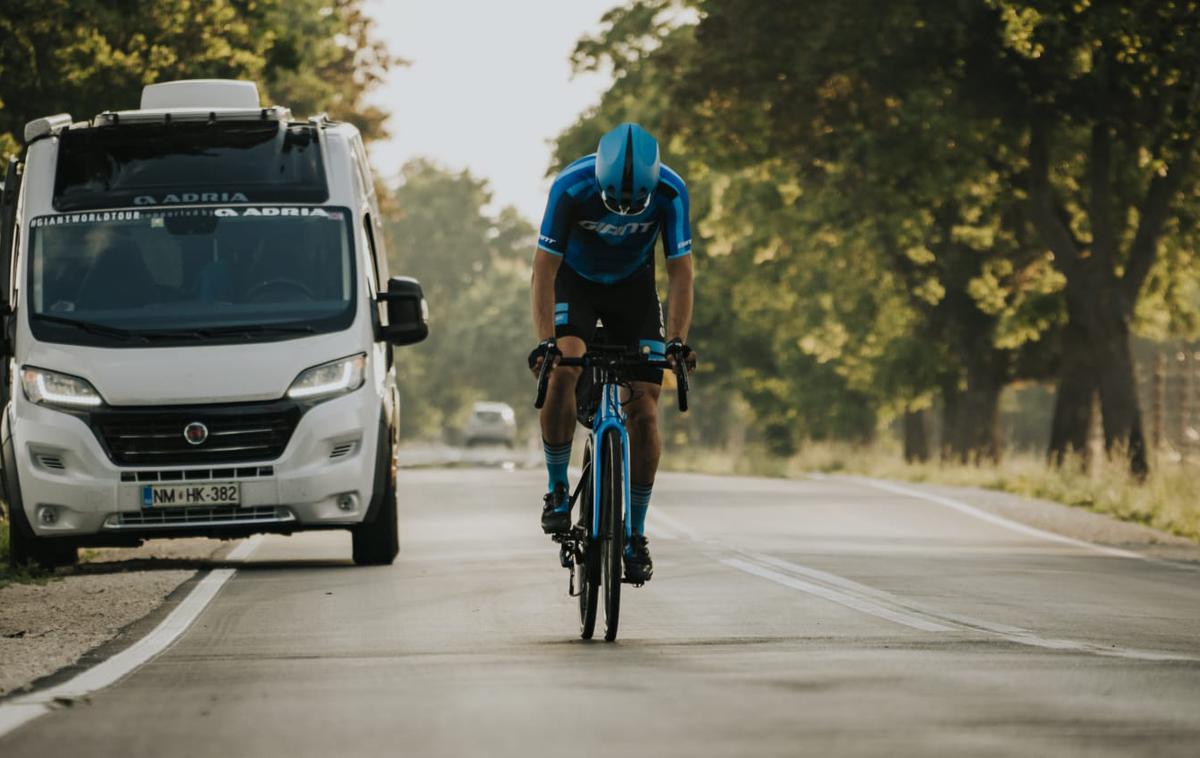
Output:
[0, 537, 238, 697]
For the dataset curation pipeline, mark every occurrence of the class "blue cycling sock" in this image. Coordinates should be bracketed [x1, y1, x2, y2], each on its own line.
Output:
[630, 483, 653, 535]
[544, 439, 572, 494]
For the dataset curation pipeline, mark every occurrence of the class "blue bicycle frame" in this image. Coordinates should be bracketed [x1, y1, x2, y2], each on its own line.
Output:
[588, 381, 632, 541]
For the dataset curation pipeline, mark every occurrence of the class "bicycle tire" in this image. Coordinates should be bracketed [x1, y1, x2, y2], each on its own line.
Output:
[577, 440, 599, 639]
[601, 427, 624, 642]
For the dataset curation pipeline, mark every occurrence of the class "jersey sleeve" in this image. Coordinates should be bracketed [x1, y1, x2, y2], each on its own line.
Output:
[537, 175, 574, 257]
[660, 172, 693, 260]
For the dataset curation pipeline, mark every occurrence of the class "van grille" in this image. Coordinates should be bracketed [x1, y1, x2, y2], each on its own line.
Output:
[89, 402, 302, 466]
[111, 505, 293, 528]
[120, 466, 274, 483]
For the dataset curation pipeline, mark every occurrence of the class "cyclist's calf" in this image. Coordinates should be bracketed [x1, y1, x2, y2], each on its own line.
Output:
[540, 337, 586, 445]
[625, 382, 662, 486]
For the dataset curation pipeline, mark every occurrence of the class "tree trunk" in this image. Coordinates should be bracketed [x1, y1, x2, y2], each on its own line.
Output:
[960, 363, 1003, 464]
[903, 408, 930, 463]
[1048, 321, 1097, 468]
[1093, 319, 1149, 479]
[939, 386, 965, 462]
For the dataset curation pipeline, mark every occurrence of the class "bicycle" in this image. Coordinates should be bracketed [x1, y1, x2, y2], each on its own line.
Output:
[534, 342, 689, 641]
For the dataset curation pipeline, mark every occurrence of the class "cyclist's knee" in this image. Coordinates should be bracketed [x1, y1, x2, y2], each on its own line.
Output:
[626, 402, 658, 436]
[548, 364, 582, 385]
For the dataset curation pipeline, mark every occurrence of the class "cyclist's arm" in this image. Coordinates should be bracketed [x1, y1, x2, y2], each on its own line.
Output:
[531, 248, 562, 341]
[660, 167, 694, 344]
[665, 254, 693, 342]
[533, 171, 574, 343]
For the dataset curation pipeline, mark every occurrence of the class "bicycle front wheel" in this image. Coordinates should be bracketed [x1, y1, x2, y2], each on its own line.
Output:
[600, 427, 624, 642]
[577, 439, 599, 640]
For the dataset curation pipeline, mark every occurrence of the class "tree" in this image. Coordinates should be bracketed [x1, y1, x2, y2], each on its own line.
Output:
[556, 1, 1071, 461]
[0, 0, 398, 161]
[259, 0, 400, 142]
[384, 160, 537, 439]
[563, 0, 1200, 474]
[982, 1, 1200, 476]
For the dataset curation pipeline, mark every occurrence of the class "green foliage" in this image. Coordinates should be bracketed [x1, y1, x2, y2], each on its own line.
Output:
[384, 160, 536, 440]
[0, 0, 397, 161]
[0, 516, 49, 588]
[555, 0, 1200, 462]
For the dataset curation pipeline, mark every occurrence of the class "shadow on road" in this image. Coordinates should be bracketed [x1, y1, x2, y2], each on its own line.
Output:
[72, 556, 355, 576]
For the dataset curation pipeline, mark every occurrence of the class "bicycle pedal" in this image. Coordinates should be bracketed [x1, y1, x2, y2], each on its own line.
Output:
[558, 544, 574, 569]
[621, 579, 645, 587]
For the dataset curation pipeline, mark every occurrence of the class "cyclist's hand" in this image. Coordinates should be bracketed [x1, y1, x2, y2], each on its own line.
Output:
[528, 338, 561, 377]
[665, 338, 697, 374]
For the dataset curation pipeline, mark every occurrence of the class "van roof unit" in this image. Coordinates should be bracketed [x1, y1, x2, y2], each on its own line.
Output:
[140, 79, 261, 110]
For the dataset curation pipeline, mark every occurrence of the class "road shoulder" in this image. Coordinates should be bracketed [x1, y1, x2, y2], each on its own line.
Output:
[0, 538, 234, 698]
[840, 475, 1200, 564]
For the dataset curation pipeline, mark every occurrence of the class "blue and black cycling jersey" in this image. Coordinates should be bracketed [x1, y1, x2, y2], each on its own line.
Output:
[538, 153, 692, 284]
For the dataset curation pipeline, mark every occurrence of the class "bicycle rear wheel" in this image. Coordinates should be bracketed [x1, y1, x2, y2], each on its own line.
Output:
[577, 439, 599, 639]
[600, 428, 624, 642]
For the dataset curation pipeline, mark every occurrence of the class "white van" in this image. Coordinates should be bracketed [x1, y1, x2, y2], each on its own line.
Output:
[0, 80, 429, 568]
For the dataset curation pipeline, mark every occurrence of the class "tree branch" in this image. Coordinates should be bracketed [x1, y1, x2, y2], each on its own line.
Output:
[1121, 136, 1197, 307]
[1088, 123, 1118, 270]
[1027, 116, 1082, 277]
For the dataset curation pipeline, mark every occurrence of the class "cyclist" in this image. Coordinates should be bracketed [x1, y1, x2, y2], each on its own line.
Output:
[528, 123, 697, 584]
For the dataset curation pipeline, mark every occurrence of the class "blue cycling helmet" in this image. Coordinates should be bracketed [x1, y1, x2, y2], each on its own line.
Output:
[595, 123, 661, 215]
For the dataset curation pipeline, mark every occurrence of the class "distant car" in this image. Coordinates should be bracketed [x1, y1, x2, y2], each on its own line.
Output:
[463, 402, 517, 447]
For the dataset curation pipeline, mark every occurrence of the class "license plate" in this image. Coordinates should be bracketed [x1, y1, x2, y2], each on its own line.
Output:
[141, 482, 241, 508]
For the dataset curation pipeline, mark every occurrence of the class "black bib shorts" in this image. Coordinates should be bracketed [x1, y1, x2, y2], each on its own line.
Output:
[553, 263, 666, 385]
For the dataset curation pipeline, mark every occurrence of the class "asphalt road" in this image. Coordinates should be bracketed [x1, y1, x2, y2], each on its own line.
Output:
[3, 468, 1199, 757]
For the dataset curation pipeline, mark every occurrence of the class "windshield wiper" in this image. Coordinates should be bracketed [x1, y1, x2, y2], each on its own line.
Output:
[33, 314, 317, 342]
[32, 314, 152, 343]
[195, 324, 318, 337]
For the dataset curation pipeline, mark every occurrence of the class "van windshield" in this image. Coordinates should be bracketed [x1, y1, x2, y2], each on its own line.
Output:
[27, 206, 356, 347]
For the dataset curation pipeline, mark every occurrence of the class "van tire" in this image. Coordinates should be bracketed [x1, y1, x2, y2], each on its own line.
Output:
[4, 428, 78, 571]
[7, 507, 77, 571]
[351, 477, 397, 565]
[351, 426, 398, 566]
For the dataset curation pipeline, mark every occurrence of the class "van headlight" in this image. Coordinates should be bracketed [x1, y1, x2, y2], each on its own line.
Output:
[287, 354, 366, 401]
[20, 366, 105, 409]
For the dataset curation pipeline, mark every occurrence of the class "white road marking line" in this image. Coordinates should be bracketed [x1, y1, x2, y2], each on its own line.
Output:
[851, 477, 1175, 563]
[721, 558, 955, 632]
[647, 509, 705, 543]
[644, 523, 678, 540]
[737, 549, 1200, 661]
[654, 505, 1200, 661]
[0, 536, 262, 739]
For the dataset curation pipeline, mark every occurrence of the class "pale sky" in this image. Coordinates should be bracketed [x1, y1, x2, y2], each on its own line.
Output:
[364, 0, 618, 223]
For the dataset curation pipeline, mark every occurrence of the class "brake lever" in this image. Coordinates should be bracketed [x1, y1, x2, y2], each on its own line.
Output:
[675, 363, 689, 413]
[534, 355, 552, 409]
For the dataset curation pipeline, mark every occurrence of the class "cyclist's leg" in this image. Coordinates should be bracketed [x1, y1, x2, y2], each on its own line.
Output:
[599, 266, 666, 537]
[541, 334, 585, 486]
[541, 266, 595, 499]
[624, 381, 662, 534]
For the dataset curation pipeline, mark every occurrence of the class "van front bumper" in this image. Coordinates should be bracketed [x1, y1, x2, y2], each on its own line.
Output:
[8, 389, 384, 540]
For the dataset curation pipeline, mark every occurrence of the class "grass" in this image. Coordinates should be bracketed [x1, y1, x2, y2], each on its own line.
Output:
[663, 444, 1200, 543]
[0, 515, 54, 588]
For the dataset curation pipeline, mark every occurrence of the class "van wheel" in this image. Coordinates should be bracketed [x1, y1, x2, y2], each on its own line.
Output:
[8, 509, 77, 571]
[351, 479, 397, 565]
[351, 438, 399, 566]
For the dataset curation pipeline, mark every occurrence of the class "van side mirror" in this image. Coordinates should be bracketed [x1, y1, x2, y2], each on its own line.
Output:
[377, 276, 429, 346]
